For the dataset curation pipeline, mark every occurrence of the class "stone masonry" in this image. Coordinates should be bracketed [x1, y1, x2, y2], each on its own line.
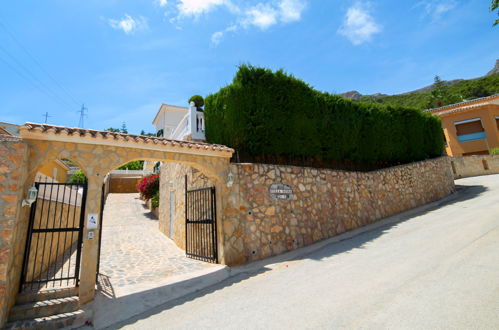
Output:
[159, 163, 213, 249]
[221, 157, 455, 265]
[0, 136, 29, 328]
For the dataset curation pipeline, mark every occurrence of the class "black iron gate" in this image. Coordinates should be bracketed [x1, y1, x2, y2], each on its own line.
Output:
[185, 177, 218, 263]
[20, 182, 87, 292]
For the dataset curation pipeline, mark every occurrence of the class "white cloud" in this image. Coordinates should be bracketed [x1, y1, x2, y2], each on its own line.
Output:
[338, 2, 381, 45]
[109, 14, 148, 34]
[176, 0, 235, 18]
[156, 0, 168, 7]
[243, 3, 278, 30]
[416, 1, 456, 20]
[211, 25, 238, 45]
[279, 0, 307, 23]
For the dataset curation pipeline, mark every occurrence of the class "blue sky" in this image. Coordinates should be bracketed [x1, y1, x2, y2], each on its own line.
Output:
[0, 0, 497, 134]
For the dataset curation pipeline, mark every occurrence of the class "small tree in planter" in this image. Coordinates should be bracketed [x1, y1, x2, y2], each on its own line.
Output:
[137, 174, 159, 201]
[189, 95, 204, 111]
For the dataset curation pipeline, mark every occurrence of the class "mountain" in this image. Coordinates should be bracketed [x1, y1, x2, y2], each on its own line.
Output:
[340, 60, 499, 109]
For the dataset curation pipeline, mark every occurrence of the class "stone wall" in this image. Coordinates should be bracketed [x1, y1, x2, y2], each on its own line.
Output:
[450, 155, 499, 179]
[0, 136, 29, 327]
[221, 157, 455, 266]
[159, 163, 213, 249]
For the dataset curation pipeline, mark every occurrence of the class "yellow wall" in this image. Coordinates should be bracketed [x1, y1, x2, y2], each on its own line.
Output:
[437, 105, 499, 156]
[37, 160, 69, 183]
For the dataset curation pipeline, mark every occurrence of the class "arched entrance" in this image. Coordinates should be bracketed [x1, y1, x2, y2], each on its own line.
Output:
[18, 123, 233, 305]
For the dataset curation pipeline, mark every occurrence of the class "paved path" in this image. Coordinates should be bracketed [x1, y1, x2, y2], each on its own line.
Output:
[112, 175, 499, 329]
[98, 194, 216, 290]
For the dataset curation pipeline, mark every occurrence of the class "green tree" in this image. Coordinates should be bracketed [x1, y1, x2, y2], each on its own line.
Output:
[492, 0, 499, 26]
[426, 76, 462, 108]
[121, 122, 128, 134]
[118, 160, 144, 170]
[105, 127, 120, 132]
[189, 95, 205, 110]
[68, 169, 87, 184]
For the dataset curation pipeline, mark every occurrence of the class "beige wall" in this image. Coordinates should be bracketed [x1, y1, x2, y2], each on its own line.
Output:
[108, 176, 141, 193]
[24, 196, 81, 284]
[221, 157, 455, 266]
[38, 160, 69, 183]
[0, 137, 29, 328]
[450, 155, 499, 179]
[159, 163, 213, 249]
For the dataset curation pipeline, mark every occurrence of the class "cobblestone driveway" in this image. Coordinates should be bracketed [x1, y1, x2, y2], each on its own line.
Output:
[98, 194, 216, 289]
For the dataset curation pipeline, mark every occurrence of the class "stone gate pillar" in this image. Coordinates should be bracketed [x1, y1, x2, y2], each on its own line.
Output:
[78, 175, 102, 304]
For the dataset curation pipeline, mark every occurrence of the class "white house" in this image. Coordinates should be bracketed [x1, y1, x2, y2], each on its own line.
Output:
[151, 102, 206, 141]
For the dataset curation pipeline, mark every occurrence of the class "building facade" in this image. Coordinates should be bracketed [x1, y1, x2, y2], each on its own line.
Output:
[429, 94, 499, 156]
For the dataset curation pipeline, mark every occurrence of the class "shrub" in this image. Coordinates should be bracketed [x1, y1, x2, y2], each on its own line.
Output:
[204, 65, 444, 168]
[490, 148, 499, 155]
[189, 95, 205, 110]
[118, 160, 144, 170]
[151, 192, 160, 209]
[137, 174, 159, 200]
[68, 169, 87, 184]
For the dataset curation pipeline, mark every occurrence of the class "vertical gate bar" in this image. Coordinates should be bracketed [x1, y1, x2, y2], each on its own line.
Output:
[45, 183, 61, 286]
[37, 180, 55, 290]
[52, 183, 68, 286]
[195, 190, 199, 259]
[60, 183, 74, 287]
[96, 183, 105, 280]
[196, 190, 203, 259]
[197, 190, 201, 259]
[19, 182, 40, 292]
[67, 184, 78, 285]
[212, 187, 218, 263]
[203, 189, 207, 259]
[74, 184, 88, 286]
[29, 181, 46, 290]
[184, 175, 188, 257]
[200, 190, 204, 260]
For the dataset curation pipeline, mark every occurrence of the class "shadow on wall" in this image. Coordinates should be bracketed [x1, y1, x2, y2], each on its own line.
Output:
[100, 183, 486, 329]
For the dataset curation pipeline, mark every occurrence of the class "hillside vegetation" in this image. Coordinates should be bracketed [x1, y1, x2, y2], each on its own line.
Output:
[358, 73, 499, 109]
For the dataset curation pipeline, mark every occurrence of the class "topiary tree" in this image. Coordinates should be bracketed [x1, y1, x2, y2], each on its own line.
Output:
[189, 95, 205, 110]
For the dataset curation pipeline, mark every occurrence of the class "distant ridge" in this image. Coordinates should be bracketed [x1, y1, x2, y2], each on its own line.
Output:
[340, 59, 499, 102]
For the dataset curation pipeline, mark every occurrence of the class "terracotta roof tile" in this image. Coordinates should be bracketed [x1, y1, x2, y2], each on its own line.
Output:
[21, 123, 234, 154]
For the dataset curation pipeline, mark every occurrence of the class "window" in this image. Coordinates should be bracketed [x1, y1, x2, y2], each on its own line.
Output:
[454, 118, 486, 142]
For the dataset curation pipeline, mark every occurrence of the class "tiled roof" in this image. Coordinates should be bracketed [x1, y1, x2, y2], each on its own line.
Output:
[21, 123, 234, 154]
[427, 93, 499, 113]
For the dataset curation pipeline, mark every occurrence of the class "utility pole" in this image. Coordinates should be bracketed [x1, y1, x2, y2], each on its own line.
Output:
[42, 112, 51, 123]
[78, 104, 88, 128]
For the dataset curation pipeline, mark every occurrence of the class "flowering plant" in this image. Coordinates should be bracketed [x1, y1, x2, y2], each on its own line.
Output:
[137, 174, 160, 200]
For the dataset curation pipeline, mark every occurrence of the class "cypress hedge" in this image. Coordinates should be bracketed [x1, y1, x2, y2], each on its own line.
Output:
[205, 65, 444, 169]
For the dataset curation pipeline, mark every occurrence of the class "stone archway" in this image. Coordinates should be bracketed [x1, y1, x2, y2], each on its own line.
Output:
[18, 123, 234, 304]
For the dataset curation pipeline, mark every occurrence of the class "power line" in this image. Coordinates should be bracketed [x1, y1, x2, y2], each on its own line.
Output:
[0, 54, 73, 110]
[0, 45, 75, 110]
[0, 19, 81, 108]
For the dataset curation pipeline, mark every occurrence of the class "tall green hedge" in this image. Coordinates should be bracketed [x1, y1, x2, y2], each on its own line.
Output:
[205, 65, 444, 167]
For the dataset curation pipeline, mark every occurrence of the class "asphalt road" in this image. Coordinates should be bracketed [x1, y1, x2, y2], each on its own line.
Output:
[112, 174, 499, 330]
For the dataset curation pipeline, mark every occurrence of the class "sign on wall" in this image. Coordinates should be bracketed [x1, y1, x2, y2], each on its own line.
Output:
[269, 184, 293, 201]
[87, 213, 98, 229]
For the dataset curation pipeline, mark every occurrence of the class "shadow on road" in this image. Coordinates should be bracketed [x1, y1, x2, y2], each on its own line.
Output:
[103, 184, 487, 329]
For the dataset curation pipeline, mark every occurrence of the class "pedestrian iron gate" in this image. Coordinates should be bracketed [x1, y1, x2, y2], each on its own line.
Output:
[185, 177, 218, 263]
[20, 182, 87, 292]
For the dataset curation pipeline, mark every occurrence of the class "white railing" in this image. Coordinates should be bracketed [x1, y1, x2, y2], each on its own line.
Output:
[170, 113, 190, 140]
[168, 103, 206, 141]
